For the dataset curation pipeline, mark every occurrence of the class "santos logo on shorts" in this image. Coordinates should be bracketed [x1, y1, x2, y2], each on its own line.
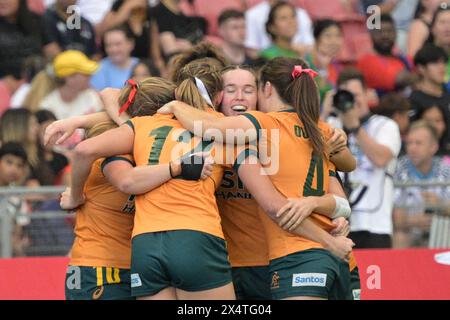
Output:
[131, 273, 143, 288]
[292, 273, 327, 287]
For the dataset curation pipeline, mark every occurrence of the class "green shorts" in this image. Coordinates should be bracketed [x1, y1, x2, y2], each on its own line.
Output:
[350, 267, 361, 300]
[131, 230, 233, 297]
[269, 249, 352, 300]
[232, 266, 272, 300]
[65, 266, 134, 300]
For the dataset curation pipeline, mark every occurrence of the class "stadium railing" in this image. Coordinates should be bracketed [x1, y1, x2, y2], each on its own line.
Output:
[392, 180, 450, 248]
[0, 186, 72, 259]
[0, 181, 449, 258]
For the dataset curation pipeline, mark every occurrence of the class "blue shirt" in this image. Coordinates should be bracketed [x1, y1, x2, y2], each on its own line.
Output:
[90, 57, 138, 91]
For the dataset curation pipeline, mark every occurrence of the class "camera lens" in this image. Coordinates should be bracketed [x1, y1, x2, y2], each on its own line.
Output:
[333, 90, 355, 113]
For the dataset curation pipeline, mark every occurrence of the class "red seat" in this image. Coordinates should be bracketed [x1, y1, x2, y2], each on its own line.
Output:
[335, 21, 373, 63]
[295, 0, 364, 22]
[187, 0, 245, 36]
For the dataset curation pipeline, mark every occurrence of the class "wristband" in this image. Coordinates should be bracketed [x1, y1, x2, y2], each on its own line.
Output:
[180, 154, 204, 180]
[331, 195, 351, 219]
[344, 125, 361, 135]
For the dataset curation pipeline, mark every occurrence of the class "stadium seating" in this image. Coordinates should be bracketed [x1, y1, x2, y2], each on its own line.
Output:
[189, 0, 245, 36]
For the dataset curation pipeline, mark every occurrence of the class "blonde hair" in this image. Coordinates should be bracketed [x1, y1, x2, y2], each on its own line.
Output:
[175, 60, 223, 111]
[0, 109, 39, 167]
[22, 69, 58, 112]
[118, 77, 176, 117]
[409, 120, 439, 143]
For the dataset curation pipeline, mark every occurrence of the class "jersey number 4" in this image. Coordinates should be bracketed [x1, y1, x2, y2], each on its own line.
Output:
[303, 152, 325, 197]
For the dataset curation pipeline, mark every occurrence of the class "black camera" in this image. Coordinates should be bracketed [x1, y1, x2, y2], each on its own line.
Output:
[333, 90, 355, 113]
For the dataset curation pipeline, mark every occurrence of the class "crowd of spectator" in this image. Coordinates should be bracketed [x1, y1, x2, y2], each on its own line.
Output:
[1, 0, 450, 255]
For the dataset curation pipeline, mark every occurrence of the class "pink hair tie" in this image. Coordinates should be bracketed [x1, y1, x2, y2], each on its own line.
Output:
[291, 65, 318, 80]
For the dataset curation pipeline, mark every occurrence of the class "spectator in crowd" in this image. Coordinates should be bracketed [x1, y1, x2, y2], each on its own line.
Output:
[0, 142, 30, 256]
[305, 19, 344, 102]
[97, 0, 164, 72]
[407, 0, 442, 57]
[374, 92, 411, 152]
[10, 55, 46, 108]
[90, 26, 138, 91]
[75, 0, 115, 27]
[427, 3, 450, 88]
[218, 9, 254, 65]
[384, 0, 419, 54]
[410, 44, 450, 142]
[35, 110, 69, 186]
[0, 142, 28, 187]
[152, 0, 207, 60]
[130, 59, 159, 82]
[260, 2, 299, 60]
[393, 121, 450, 248]
[362, 1, 421, 54]
[329, 68, 402, 248]
[0, 108, 41, 186]
[357, 14, 415, 95]
[428, 3, 450, 55]
[0, 0, 43, 79]
[42, 0, 97, 60]
[245, 0, 314, 57]
[40, 50, 103, 120]
[416, 104, 450, 158]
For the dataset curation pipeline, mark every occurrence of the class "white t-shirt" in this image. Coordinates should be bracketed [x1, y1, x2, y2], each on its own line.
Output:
[40, 88, 103, 120]
[331, 114, 402, 235]
[40, 88, 103, 149]
[10, 83, 30, 108]
[245, 1, 314, 51]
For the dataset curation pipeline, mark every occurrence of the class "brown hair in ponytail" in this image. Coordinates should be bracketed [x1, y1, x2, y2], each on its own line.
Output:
[118, 77, 176, 117]
[260, 57, 325, 157]
[169, 41, 227, 82]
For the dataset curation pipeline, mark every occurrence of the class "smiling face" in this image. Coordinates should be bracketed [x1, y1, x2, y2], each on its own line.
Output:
[220, 69, 258, 116]
[104, 30, 134, 66]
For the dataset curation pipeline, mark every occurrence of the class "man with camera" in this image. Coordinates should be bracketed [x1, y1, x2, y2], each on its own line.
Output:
[326, 68, 402, 248]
